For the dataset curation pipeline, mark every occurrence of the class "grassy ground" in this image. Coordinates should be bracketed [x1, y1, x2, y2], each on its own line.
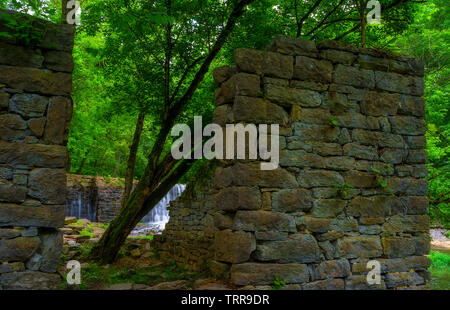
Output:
[429, 250, 450, 290]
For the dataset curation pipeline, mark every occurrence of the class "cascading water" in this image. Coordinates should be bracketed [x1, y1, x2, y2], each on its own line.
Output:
[132, 184, 186, 234]
[66, 180, 185, 233]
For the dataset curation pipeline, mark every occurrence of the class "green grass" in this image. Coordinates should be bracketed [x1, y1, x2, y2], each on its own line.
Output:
[127, 235, 154, 240]
[430, 250, 450, 270]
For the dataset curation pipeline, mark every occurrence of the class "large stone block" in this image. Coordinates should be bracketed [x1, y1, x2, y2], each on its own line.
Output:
[382, 215, 429, 234]
[381, 237, 416, 258]
[214, 230, 255, 263]
[43, 50, 74, 73]
[44, 96, 71, 144]
[375, 71, 424, 96]
[0, 204, 65, 228]
[360, 91, 401, 116]
[352, 129, 405, 148]
[280, 149, 323, 168]
[320, 49, 355, 65]
[311, 199, 346, 218]
[297, 169, 344, 188]
[266, 35, 318, 56]
[254, 233, 322, 263]
[385, 271, 425, 288]
[389, 116, 426, 135]
[398, 95, 425, 117]
[0, 65, 72, 96]
[215, 73, 260, 105]
[232, 96, 288, 124]
[215, 186, 261, 211]
[333, 64, 375, 89]
[226, 162, 298, 188]
[0, 236, 40, 261]
[0, 42, 44, 68]
[302, 278, 345, 290]
[272, 188, 313, 212]
[347, 196, 397, 218]
[0, 184, 27, 203]
[345, 275, 385, 290]
[0, 270, 61, 289]
[0, 89, 9, 109]
[9, 93, 48, 118]
[293, 123, 340, 142]
[343, 170, 377, 188]
[38, 229, 63, 273]
[231, 262, 310, 286]
[335, 236, 382, 258]
[313, 259, 351, 280]
[400, 196, 428, 215]
[232, 210, 296, 232]
[343, 143, 378, 160]
[265, 84, 321, 107]
[28, 168, 66, 204]
[212, 66, 236, 85]
[0, 141, 67, 168]
[294, 56, 332, 83]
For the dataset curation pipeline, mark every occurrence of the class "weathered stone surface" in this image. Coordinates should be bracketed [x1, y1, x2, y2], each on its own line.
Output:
[209, 260, 231, 279]
[0, 184, 27, 203]
[213, 66, 236, 85]
[314, 259, 351, 279]
[401, 196, 428, 215]
[296, 108, 331, 125]
[343, 143, 378, 160]
[358, 225, 382, 235]
[385, 272, 425, 288]
[0, 270, 61, 289]
[323, 156, 355, 171]
[352, 129, 405, 148]
[233, 96, 288, 124]
[290, 80, 328, 91]
[262, 52, 294, 79]
[254, 231, 288, 241]
[303, 278, 345, 290]
[43, 50, 74, 72]
[343, 170, 377, 188]
[382, 237, 422, 258]
[0, 89, 9, 109]
[297, 169, 343, 188]
[225, 162, 298, 188]
[385, 177, 428, 196]
[254, 234, 322, 263]
[280, 149, 323, 168]
[0, 141, 67, 168]
[21, 227, 38, 237]
[215, 73, 260, 105]
[347, 196, 397, 218]
[9, 93, 48, 118]
[334, 64, 375, 88]
[345, 275, 385, 290]
[358, 54, 423, 76]
[399, 95, 425, 117]
[266, 35, 318, 56]
[214, 230, 255, 263]
[28, 168, 66, 204]
[38, 229, 63, 272]
[215, 187, 261, 211]
[0, 203, 65, 227]
[44, 96, 71, 144]
[389, 116, 426, 135]
[0, 65, 71, 96]
[0, 262, 25, 274]
[265, 84, 321, 107]
[382, 215, 429, 234]
[379, 148, 407, 164]
[0, 113, 28, 141]
[234, 48, 264, 74]
[272, 188, 313, 212]
[293, 123, 340, 142]
[232, 211, 296, 232]
[27, 117, 46, 137]
[294, 56, 332, 83]
[360, 91, 401, 116]
[335, 236, 382, 258]
[404, 135, 426, 149]
[0, 236, 40, 261]
[0, 42, 44, 68]
[0, 228, 22, 239]
[352, 256, 430, 274]
[320, 49, 355, 65]
[231, 263, 310, 285]
[312, 199, 346, 218]
[406, 149, 427, 164]
[375, 71, 424, 96]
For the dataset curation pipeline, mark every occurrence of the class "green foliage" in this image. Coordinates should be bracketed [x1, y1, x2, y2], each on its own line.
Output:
[271, 276, 286, 290]
[329, 115, 339, 127]
[430, 250, 450, 270]
[0, 10, 45, 46]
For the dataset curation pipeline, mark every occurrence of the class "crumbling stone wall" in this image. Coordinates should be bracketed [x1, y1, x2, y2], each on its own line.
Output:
[0, 10, 74, 289]
[157, 36, 430, 289]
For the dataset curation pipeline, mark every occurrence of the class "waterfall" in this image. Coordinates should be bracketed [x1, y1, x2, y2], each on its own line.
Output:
[133, 184, 186, 234]
[66, 181, 185, 233]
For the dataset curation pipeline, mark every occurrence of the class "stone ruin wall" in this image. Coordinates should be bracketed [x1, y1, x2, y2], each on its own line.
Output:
[0, 11, 74, 289]
[157, 36, 430, 289]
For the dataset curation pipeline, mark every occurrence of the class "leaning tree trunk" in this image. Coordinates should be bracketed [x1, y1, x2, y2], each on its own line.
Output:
[120, 113, 145, 210]
[89, 0, 255, 264]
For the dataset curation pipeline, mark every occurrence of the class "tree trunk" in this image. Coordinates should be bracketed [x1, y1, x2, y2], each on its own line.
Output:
[89, 0, 255, 264]
[120, 113, 145, 210]
[61, 0, 69, 24]
[76, 148, 90, 174]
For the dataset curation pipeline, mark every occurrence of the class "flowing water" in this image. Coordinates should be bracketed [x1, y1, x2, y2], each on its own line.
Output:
[66, 184, 186, 233]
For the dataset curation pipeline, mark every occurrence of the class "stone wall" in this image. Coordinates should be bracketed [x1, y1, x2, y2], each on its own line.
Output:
[0, 10, 74, 289]
[157, 36, 430, 289]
